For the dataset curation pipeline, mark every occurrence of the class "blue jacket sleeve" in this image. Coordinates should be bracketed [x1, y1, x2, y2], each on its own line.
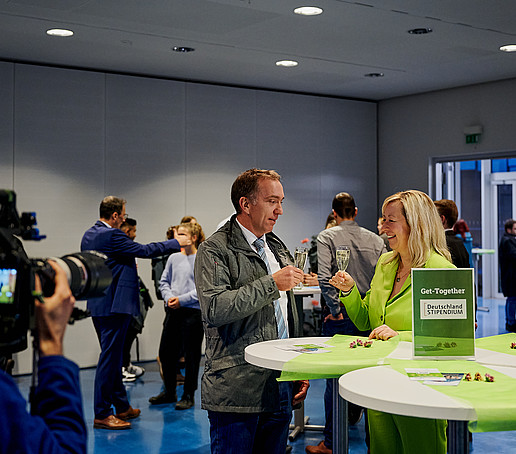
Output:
[2, 355, 86, 454]
[107, 230, 181, 259]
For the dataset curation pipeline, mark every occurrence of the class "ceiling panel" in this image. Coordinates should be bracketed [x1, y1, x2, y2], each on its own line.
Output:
[0, 0, 515, 100]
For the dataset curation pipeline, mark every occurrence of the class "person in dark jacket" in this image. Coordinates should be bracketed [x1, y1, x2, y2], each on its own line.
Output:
[81, 196, 188, 430]
[499, 219, 516, 332]
[434, 199, 471, 268]
[195, 168, 309, 454]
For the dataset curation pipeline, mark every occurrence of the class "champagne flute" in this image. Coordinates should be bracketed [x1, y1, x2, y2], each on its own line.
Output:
[294, 247, 308, 289]
[336, 245, 350, 272]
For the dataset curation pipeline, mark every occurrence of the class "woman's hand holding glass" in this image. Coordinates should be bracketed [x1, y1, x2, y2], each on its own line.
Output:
[329, 270, 355, 293]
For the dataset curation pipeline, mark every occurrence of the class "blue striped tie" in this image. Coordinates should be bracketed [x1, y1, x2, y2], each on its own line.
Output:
[253, 238, 288, 339]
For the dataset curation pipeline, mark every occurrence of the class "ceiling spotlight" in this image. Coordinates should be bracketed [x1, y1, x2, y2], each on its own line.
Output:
[172, 46, 195, 53]
[364, 73, 384, 78]
[408, 28, 432, 35]
[294, 6, 323, 16]
[46, 29, 74, 37]
[276, 60, 299, 67]
[500, 45, 516, 52]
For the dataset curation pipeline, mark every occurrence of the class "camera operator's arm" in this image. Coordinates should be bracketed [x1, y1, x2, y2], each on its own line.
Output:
[29, 262, 87, 453]
[0, 262, 87, 453]
[35, 261, 75, 356]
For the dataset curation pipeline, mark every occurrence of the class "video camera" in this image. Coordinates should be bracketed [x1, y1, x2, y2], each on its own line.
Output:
[0, 190, 112, 356]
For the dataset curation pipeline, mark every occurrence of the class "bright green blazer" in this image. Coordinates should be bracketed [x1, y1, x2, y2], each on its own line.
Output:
[341, 251, 455, 341]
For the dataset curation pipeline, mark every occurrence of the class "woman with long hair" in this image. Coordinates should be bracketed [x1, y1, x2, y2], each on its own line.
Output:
[330, 190, 454, 453]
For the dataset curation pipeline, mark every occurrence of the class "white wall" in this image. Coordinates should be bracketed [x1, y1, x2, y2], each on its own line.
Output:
[0, 62, 378, 373]
[378, 77, 516, 202]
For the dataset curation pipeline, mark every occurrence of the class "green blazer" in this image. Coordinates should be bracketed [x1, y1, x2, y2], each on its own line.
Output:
[341, 251, 455, 340]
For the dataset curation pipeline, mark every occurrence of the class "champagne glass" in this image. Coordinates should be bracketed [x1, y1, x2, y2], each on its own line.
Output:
[294, 247, 308, 289]
[336, 245, 350, 272]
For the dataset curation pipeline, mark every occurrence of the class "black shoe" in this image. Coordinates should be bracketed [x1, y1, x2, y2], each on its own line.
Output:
[176, 394, 194, 410]
[348, 403, 364, 425]
[506, 322, 516, 333]
[149, 391, 177, 405]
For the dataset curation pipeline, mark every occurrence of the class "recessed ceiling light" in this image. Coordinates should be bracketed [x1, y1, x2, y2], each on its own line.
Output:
[172, 46, 195, 53]
[276, 60, 299, 67]
[46, 28, 74, 37]
[294, 6, 323, 16]
[364, 73, 384, 78]
[408, 28, 432, 35]
[500, 44, 516, 52]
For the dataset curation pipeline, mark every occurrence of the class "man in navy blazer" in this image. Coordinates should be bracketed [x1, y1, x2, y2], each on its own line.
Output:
[81, 196, 187, 430]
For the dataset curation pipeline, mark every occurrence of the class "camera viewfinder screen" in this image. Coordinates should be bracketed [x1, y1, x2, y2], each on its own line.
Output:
[0, 268, 17, 304]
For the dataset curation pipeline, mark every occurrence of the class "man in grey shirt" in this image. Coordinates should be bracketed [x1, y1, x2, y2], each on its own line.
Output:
[306, 192, 386, 454]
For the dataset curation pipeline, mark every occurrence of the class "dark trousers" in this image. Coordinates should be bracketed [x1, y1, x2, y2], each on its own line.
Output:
[208, 382, 293, 454]
[92, 314, 132, 419]
[122, 324, 139, 368]
[322, 310, 369, 448]
[506, 296, 516, 331]
[159, 307, 203, 396]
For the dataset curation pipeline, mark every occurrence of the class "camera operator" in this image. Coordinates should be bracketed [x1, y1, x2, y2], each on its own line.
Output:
[1, 261, 87, 453]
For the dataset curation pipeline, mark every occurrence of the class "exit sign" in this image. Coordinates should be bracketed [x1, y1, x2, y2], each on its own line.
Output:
[465, 134, 480, 144]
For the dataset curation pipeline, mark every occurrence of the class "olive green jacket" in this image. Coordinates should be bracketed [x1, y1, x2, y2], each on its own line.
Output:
[194, 216, 300, 412]
[341, 251, 455, 341]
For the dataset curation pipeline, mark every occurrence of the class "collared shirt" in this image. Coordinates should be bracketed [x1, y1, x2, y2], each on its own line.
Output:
[236, 219, 289, 334]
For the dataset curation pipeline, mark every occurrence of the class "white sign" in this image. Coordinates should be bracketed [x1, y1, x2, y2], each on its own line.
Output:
[420, 299, 467, 320]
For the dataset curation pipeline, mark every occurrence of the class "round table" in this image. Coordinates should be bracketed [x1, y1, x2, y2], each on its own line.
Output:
[338, 364, 516, 454]
[245, 337, 348, 454]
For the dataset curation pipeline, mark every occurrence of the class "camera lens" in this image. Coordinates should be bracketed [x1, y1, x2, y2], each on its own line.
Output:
[50, 251, 111, 300]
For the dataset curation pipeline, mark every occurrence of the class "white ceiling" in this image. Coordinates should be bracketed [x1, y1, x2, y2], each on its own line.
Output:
[1, 0, 516, 100]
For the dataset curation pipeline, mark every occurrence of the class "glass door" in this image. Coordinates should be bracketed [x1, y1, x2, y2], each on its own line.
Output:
[490, 174, 516, 297]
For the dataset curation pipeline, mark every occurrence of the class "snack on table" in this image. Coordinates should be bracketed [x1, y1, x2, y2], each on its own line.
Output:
[484, 373, 495, 382]
[364, 341, 373, 348]
[464, 373, 472, 381]
[474, 372, 483, 381]
[511, 342, 516, 349]
[349, 341, 357, 348]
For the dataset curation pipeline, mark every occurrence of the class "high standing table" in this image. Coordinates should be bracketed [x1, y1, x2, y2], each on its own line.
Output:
[338, 364, 516, 454]
[245, 337, 348, 454]
[471, 248, 495, 312]
[291, 287, 323, 439]
[293, 286, 322, 334]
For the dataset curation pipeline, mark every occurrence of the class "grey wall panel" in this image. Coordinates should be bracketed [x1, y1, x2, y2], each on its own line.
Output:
[256, 91, 322, 252]
[13, 64, 106, 372]
[378, 78, 516, 202]
[0, 62, 14, 188]
[318, 98, 378, 232]
[256, 93, 378, 251]
[185, 83, 257, 236]
[105, 74, 186, 240]
[14, 64, 106, 257]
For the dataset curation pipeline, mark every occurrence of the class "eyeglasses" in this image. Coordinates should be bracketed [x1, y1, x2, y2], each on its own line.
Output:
[118, 213, 128, 220]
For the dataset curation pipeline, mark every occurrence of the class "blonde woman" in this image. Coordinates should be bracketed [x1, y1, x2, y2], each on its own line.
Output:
[330, 190, 454, 454]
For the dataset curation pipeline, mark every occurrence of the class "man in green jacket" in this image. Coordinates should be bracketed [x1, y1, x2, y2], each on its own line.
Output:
[195, 168, 309, 454]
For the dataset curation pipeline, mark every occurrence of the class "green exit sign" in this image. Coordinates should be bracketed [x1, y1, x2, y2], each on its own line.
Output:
[465, 134, 480, 144]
